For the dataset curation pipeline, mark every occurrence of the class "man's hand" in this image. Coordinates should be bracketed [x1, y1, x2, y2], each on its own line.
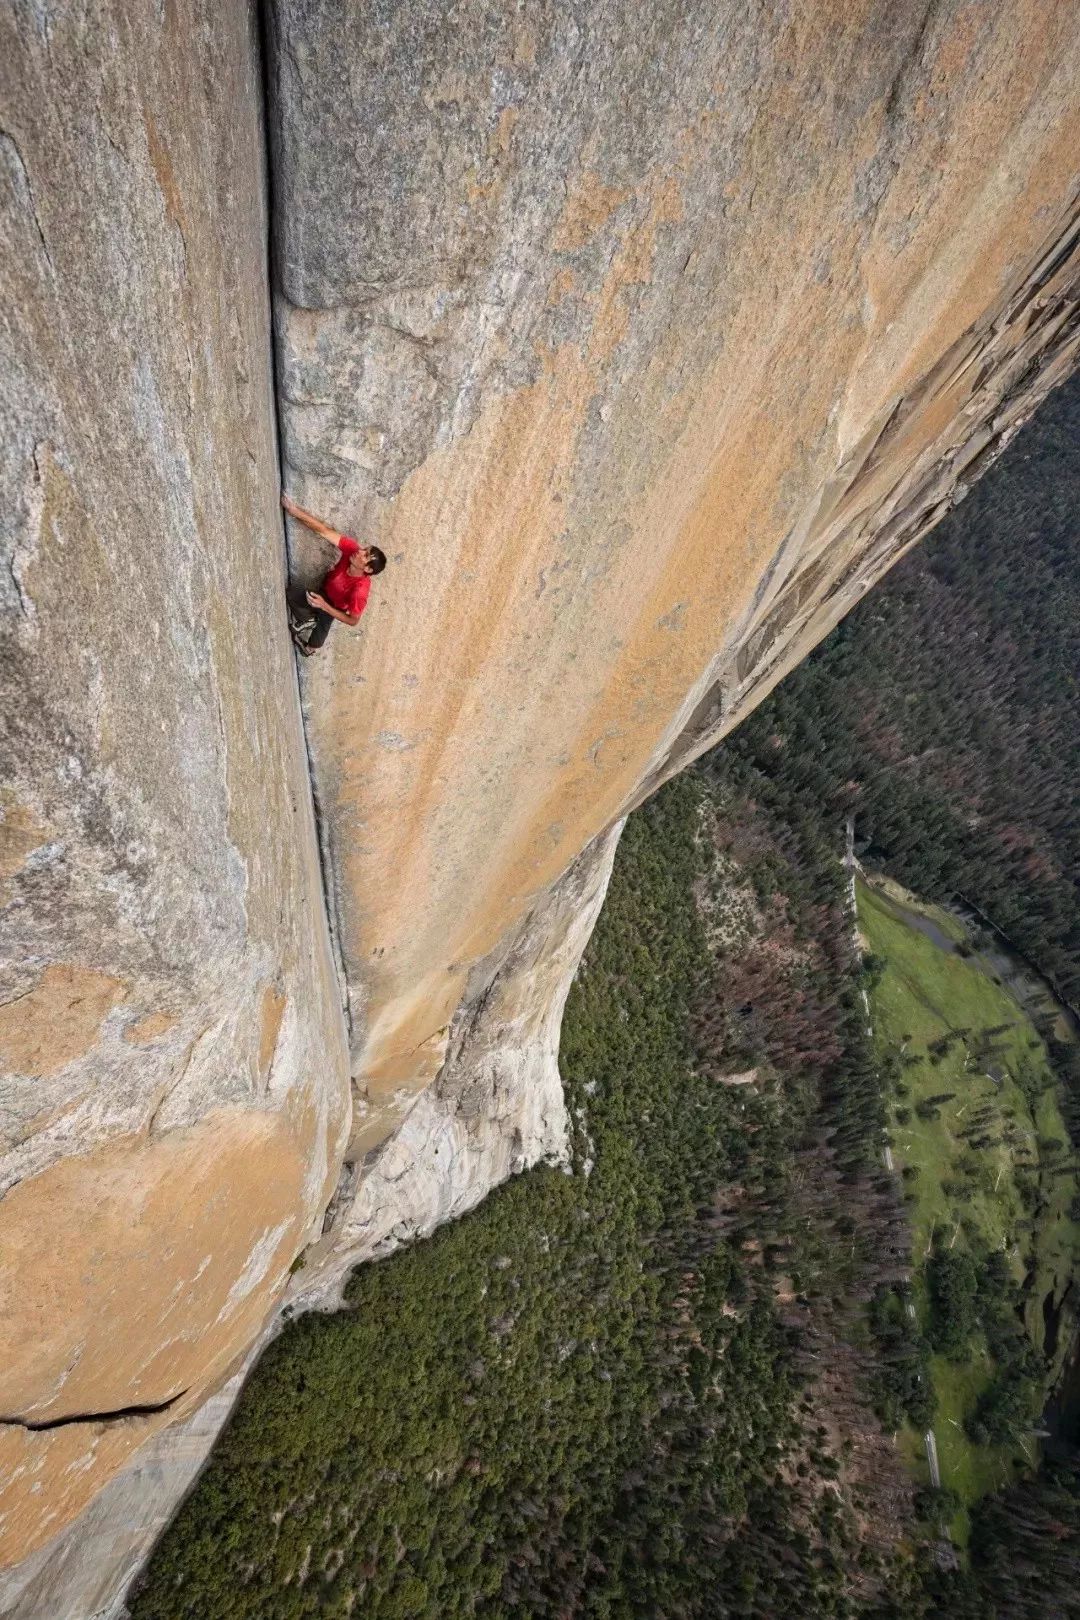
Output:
[282, 495, 342, 548]
[306, 589, 359, 629]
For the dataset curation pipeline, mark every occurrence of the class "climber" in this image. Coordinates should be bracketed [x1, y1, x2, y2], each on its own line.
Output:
[281, 492, 387, 656]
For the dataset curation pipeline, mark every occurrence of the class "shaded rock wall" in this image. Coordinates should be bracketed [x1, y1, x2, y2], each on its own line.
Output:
[296, 823, 622, 1297]
[0, 0, 349, 1578]
[269, 0, 1080, 1175]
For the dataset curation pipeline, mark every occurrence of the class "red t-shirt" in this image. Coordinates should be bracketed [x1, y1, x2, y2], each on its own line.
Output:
[321, 536, 371, 619]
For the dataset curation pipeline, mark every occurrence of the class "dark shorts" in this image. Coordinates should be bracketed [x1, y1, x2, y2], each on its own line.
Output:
[289, 597, 335, 651]
[305, 608, 335, 649]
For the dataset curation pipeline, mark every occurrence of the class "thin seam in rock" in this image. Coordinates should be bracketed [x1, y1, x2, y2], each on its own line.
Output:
[0, 1389, 188, 1431]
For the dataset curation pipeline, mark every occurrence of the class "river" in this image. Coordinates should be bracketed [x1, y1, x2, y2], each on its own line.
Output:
[863, 875, 1079, 1047]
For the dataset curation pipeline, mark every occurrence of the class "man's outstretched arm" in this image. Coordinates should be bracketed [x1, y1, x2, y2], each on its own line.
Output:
[281, 493, 346, 548]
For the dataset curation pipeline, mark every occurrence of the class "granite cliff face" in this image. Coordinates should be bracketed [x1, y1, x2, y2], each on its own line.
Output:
[269, 0, 1080, 1247]
[1, 0, 1079, 1613]
[0, 0, 349, 1585]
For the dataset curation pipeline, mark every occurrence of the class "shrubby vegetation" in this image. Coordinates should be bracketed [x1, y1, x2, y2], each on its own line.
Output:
[926, 1248, 980, 1360]
[866, 1283, 934, 1432]
[731, 372, 1080, 1573]
[925, 1458, 1080, 1618]
[857, 874, 1079, 1531]
[852, 881, 1080, 1574]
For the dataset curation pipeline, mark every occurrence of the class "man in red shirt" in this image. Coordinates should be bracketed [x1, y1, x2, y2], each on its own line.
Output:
[281, 493, 387, 656]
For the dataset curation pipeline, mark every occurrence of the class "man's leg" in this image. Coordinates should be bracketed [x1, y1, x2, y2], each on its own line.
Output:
[303, 609, 334, 652]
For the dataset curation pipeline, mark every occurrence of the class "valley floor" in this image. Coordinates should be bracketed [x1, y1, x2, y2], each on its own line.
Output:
[859, 876, 1080, 1547]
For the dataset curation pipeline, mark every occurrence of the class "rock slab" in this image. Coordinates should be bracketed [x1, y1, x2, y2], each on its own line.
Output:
[0, 0, 350, 1582]
[268, 0, 1080, 1164]
[2, 0, 1080, 1613]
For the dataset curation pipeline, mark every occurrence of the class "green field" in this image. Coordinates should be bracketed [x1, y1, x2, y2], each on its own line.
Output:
[858, 877, 1079, 1540]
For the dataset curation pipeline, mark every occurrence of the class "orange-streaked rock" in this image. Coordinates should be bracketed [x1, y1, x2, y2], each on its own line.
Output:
[0, 1107, 311, 1567]
[0, 0, 350, 1576]
[122, 1012, 180, 1046]
[0, 966, 127, 1079]
[3, 0, 1080, 1609]
[271, 0, 1080, 1161]
[0, 1109, 307, 1424]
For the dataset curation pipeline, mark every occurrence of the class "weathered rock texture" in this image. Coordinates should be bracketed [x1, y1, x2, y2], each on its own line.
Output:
[2, 0, 1080, 1613]
[294, 822, 622, 1296]
[0, 0, 349, 1583]
[0, 1364, 253, 1620]
[268, 0, 1080, 1180]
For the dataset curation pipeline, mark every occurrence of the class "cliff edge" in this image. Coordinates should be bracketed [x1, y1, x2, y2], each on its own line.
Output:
[0, 1, 349, 1584]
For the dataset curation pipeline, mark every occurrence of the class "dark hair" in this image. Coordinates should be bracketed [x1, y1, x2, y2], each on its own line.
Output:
[366, 546, 387, 576]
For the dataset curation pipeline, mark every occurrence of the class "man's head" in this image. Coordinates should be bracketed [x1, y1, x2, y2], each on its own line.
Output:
[347, 545, 387, 578]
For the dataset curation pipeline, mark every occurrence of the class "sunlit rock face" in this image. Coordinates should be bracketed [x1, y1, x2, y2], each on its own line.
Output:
[0, 0, 349, 1579]
[269, 0, 1080, 1174]
[0, 1366, 253, 1620]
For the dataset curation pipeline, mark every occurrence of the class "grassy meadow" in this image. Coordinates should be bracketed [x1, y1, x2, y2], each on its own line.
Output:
[858, 877, 1079, 1541]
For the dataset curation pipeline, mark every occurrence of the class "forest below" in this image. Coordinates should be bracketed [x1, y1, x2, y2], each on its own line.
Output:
[134, 760, 918, 1617]
[734, 373, 1080, 1015]
[132, 374, 1080, 1618]
[712, 369, 1080, 1611]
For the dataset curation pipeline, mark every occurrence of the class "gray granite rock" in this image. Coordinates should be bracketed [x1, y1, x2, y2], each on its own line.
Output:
[266, 0, 1080, 1176]
[0, 0, 349, 1580]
